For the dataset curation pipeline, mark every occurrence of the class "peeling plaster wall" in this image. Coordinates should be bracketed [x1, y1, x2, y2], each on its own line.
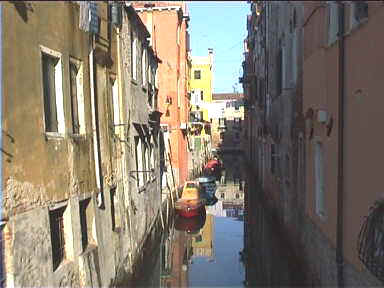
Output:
[3, 2, 166, 286]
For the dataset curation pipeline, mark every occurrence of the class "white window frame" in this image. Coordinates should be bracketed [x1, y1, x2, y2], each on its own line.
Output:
[110, 76, 120, 135]
[40, 45, 65, 136]
[132, 38, 137, 81]
[69, 56, 86, 135]
[177, 77, 181, 108]
[177, 23, 181, 46]
[314, 139, 326, 218]
[135, 136, 144, 188]
[327, 1, 339, 46]
[143, 141, 148, 183]
[142, 47, 147, 86]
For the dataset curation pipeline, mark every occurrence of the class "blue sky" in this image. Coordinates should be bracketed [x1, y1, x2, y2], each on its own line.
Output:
[187, 1, 249, 94]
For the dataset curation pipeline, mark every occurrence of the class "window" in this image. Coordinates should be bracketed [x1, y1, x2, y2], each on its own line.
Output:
[327, 2, 339, 46]
[276, 48, 283, 96]
[221, 193, 225, 199]
[69, 58, 85, 135]
[150, 143, 155, 179]
[143, 142, 148, 183]
[285, 154, 290, 187]
[271, 144, 277, 175]
[234, 117, 241, 128]
[49, 203, 74, 270]
[135, 136, 144, 187]
[132, 37, 137, 81]
[41, 47, 65, 134]
[110, 187, 121, 231]
[142, 47, 147, 86]
[351, 1, 368, 29]
[177, 78, 181, 108]
[177, 24, 181, 45]
[200, 90, 204, 101]
[79, 198, 97, 252]
[314, 141, 325, 217]
[49, 206, 66, 271]
[109, 76, 120, 135]
[236, 193, 239, 199]
[194, 70, 201, 80]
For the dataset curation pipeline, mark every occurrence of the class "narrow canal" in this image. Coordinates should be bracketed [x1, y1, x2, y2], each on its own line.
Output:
[128, 152, 304, 287]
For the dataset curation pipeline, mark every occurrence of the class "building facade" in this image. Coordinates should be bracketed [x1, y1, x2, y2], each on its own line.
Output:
[209, 93, 245, 152]
[188, 49, 215, 176]
[242, 1, 384, 286]
[2, 2, 162, 286]
[132, 1, 191, 189]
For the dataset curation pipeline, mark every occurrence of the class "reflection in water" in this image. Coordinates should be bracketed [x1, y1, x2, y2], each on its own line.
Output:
[131, 153, 301, 287]
[131, 198, 245, 287]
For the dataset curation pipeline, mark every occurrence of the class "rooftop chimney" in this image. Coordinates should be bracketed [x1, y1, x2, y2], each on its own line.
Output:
[208, 48, 214, 66]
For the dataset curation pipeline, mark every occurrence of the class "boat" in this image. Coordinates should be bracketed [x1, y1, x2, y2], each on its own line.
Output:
[175, 181, 206, 218]
[203, 158, 222, 181]
[198, 176, 217, 205]
[175, 209, 206, 234]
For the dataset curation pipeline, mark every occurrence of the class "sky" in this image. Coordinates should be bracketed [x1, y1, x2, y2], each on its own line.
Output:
[187, 1, 250, 94]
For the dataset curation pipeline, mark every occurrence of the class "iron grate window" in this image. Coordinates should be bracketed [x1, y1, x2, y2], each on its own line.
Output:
[358, 201, 384, 283]
[49, 206, 66, 271]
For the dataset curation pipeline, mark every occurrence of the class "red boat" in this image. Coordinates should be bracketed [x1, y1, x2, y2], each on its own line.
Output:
[203, 157, 222, 180]
[175, 181, 206, 218]
[175, 209, 206, 234]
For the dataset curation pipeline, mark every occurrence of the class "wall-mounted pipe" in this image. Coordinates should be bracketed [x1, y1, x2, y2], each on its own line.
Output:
[0, 3, 3, 221]
[337, 3, 345, 288]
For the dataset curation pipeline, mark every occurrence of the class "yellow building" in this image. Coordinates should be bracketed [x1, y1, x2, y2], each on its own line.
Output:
[192, 214, 214, 258]
[190, 48, 214, 122]
[188, 49, 214, 171]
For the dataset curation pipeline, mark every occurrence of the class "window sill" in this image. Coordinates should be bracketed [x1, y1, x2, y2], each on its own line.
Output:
[45, 132, 65, 140]
[69, 133, 87, 140]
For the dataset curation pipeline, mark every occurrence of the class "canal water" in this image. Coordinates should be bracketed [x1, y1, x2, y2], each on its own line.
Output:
[130, 152, 303, 287]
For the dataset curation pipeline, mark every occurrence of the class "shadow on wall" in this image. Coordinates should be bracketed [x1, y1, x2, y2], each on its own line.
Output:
[11, 1, 34, 23]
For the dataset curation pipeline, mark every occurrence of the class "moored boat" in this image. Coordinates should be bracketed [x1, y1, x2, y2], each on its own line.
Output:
[175, 181, 206, 218]
[198, 176, 217, 205]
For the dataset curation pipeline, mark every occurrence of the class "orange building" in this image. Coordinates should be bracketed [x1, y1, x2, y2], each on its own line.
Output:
[132, 2, 191, 187]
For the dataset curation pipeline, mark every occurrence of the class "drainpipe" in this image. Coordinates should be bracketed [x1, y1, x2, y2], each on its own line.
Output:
[89, 35, 103, 208]
[0, 3, 3, 221]
[336, 3, 345, 288]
